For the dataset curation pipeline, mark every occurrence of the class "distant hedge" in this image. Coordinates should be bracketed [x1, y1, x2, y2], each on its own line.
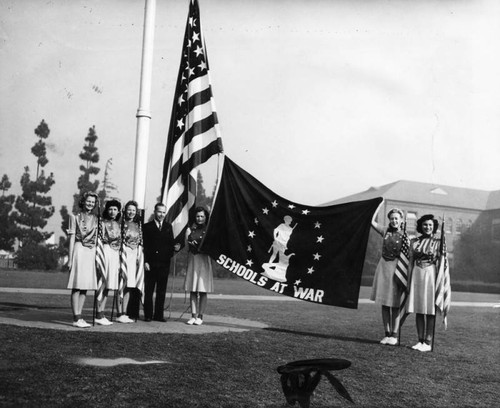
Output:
[15, 243, 59, 271]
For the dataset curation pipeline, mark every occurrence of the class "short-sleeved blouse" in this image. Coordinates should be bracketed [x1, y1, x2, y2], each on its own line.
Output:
[102, 219, 121, 250]
[122, 221, 141, 249]
[68, 213, 98, 248]
[412, 236, 440, 267]
[381, 229, 403, 261]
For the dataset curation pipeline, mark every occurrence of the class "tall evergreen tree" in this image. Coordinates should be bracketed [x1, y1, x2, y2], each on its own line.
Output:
[60, 125, 102, 253]
[11, 120, 55, 244]
[0, 174, 16, 250]
[98, 157, 119, 202]
[195, 170, 211, 210]
[73, 125, 101, 213]
[0, 174, 12, 197]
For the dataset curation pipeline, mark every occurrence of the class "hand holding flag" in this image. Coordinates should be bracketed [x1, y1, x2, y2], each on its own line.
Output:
[435, 220, 451, 329]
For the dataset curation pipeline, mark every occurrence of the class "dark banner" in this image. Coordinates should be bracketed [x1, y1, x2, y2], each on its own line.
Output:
[201, 156, 382, 308]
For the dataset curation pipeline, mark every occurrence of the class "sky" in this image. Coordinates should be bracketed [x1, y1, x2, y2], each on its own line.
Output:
[1, 0, 500, 240]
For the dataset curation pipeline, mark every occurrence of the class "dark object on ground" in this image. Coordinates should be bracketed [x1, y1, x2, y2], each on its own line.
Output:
[277, 358, 353, 408]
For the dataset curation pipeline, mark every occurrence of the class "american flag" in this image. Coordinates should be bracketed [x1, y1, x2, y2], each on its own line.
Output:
[161, 0, 223, 240]
[395, 227, 410, 327]
[435, 222, 451, 328]
[95, 216, 107, 302]
[118, 220, 128, 299]
[136, 248, 145, 304]
[395, 229, 410, 289]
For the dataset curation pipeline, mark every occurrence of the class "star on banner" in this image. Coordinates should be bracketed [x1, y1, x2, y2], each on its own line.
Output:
[198, 60, 207, 71]
[194, 45, 203, 56]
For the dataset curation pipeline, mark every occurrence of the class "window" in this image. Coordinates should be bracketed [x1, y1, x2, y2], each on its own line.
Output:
[492, 219, 500, 242]
[406, 212, 417, 234]
[467, 219, 473, 231]
[455, 219, 463, 235]
[445, 217, 453, 234]
[430, 187, 448, 195]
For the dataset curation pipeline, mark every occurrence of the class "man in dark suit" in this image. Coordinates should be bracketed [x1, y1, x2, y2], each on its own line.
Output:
[142, 203, 180, 322]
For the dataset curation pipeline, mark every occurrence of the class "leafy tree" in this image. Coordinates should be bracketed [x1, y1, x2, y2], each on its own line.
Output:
[0, 174, 16, 251]
[58, 205, 71, 268]
[454, 228, 500, 286]
[60, 205, 70, 236]
[15, 242, 59, 270]
[10, 120, 55, 245]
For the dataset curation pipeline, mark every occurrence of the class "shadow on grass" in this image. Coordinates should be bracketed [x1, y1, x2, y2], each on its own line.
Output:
[264, 327, 377, 345]
[202, 321, 267, 330]
[0, 302, 68, 311]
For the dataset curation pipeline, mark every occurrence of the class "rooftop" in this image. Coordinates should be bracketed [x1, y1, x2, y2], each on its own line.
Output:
[325, 180, 500, 211]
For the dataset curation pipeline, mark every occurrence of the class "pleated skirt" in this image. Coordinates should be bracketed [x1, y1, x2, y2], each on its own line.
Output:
[103, 245, 120, 290]
[184, 252, 214, 293]
[123, 246, 138, 288]
[67, 242, 97, 290]
[370, 258, 401, 307]
[408, 264, 436, 315]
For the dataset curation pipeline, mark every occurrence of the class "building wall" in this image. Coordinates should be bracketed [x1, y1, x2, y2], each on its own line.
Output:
[366, 198, 500, 288]
[374, 199, 483, 255]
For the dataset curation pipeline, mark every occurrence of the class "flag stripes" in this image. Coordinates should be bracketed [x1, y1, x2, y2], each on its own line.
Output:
[394, 231, 410, 288]
[396, 229, 410, 327]
[182, 140, 222, 173]
[136, 248, 145, 305]
[161, 0, 223, 241]
[435, 224, 451, 328]
[118, 251, 127, 299]
[118, 221, 128, 299]
[95, 218, 107, 302]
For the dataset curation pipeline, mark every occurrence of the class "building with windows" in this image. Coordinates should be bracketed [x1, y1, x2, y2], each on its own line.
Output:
[326, 180, 500, 284]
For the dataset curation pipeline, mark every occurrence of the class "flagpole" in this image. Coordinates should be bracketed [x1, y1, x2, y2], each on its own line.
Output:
[133, 0, 157, 209]
[431, 217, 445, 352]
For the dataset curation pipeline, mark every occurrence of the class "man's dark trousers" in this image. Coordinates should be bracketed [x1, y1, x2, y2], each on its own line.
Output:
[144, 262, 170, 320]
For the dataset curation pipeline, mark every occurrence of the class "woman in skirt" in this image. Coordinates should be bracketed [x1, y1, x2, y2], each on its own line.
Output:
[67, 192, 99, 328]
[95, 199, 122, 326]
[185, 206, 214, 326]
[370, 206, 405, 346]
[116, 200, 143, 323]
[408, 214, 440, 352]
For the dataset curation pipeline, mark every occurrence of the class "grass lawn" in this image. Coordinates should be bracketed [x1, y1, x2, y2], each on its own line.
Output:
[1, 269, 499, 407]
